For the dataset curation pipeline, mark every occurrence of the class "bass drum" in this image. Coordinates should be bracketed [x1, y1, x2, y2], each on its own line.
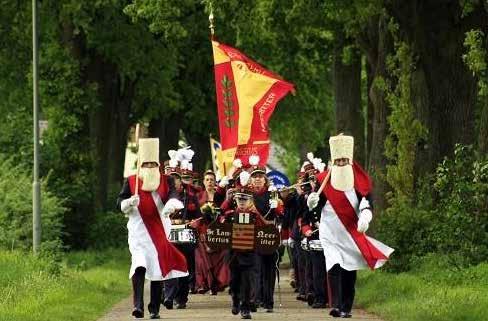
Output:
[168, 224, 197, 244]
[308, 239, 323, 251]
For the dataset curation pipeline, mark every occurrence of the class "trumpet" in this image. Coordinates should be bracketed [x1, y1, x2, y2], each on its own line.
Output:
[277, 181, 312, 193]
[277, 185, 298, 193]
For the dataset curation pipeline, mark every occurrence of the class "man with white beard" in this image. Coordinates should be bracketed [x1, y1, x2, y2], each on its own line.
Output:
[117, 138, 188, 319]
[306, 134, 394, 318]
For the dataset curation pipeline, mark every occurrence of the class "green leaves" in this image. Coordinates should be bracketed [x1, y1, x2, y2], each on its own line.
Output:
[0, 156, 66, 251]
[220, 73, 235, 127]
[221, 74, 233, 89]
[463, 29, 487, 97]
[378, 144, 488, 271]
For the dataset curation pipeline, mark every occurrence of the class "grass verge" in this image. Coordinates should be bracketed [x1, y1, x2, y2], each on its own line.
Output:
[356, 255, 488, 321]
[0, 248, 130, 321]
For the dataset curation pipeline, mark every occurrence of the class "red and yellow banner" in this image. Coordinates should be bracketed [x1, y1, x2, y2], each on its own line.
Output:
[212, 40, 294, 174]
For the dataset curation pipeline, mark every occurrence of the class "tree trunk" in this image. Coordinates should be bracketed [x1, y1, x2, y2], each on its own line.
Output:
[389, 0, 484, 172]
[107, 76, 137, 204]
[476, 15, 488, 155]
[358, 15, 394, 213]
[333, 32, 365, 165]
[148, 113, 181, 162]
[365, 60, 374, 168]
[185, 130, 212, 173]
[62, 21, 137, 212]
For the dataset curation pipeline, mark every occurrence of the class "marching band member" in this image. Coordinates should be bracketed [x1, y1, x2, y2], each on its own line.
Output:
[301, 154, 328, 309]
[219, 158, 244, 212]
[307, 134, 394, 318]
[247, 155, 284, 313]
[294, 168, 313, 303]
[221, 171, 267, 320]
[282, 171, 307, 295]
[194, 170, 229, 294]
[277, 184, 299, 289]
[163, 148, 202, 310]
[117, 138, 188, 319]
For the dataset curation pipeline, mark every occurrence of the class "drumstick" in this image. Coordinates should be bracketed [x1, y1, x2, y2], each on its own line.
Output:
[187, 217, 204, 227]
[134, 124, 141, 196]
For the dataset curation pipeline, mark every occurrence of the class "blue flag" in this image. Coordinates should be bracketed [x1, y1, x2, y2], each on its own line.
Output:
[267, 170, 290, 189]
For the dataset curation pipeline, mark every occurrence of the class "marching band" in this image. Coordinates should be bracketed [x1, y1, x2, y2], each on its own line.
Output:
[117, 134, 393, 320]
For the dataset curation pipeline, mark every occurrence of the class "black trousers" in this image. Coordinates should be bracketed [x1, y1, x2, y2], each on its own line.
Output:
[328, 264, 357, 313]
[309, 250, 328, 304]
[296, 246, 308, 296]
[230, 257, 254, 312]
[290, 243, 300, 288]
[132, 267, 163, 314]
[163, 243, 195, 304]
[255, 252, 278, 309]
[304, 250, 314, 298]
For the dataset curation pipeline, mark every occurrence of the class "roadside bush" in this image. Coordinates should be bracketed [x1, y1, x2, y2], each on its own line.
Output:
[0, 155, 66, 251]
[86, 211, 127, 249]
[374, 144, 488, 271]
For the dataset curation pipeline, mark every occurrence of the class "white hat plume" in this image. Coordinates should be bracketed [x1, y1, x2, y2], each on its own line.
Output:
[249, 155, 260, 166]
[239, 171, 251, 186]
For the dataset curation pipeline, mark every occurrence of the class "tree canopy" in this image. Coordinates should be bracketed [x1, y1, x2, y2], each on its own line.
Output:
[0, 0, 486, 256]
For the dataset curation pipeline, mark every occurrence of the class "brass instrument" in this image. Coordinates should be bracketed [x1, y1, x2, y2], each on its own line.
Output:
[277, 181, 312, 193]
[200, 201, 221, 220]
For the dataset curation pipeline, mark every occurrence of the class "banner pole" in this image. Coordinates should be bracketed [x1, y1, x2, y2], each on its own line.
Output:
[134, 124, 141, 196]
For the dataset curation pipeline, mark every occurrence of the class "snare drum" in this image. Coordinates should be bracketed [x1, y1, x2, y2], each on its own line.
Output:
[169, 224, 197, 244]
[300, 238, 309, 251]
[308, 239, 323, 251]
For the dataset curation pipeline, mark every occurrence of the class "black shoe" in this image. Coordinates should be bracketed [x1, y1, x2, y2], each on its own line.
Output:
[249, 302, 257, 312]
[163, 300, 173, 310]
[266, 307, 273, 313]
[296, 294, 306, 301]
[132, 308, 144, 318]
[240, 310, 252, 319]
[294, 288, 299, 293]
[232, 303, 240, 315]
[306, 294, 315, 306]
[149, 312, 160, 319]
[329, 309, 341, 317]
[176, 302, 187, 309]
[340, 311, 352, 318]
[312, 302, 327, 309]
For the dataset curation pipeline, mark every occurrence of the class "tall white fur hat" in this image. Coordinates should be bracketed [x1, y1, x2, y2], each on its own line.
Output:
[329, 134, 354, 162]
[139, 138, 159, 165]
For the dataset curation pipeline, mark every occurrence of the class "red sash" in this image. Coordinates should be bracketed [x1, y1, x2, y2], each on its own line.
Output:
[128, 175, 187, 276]
[317, 163, 387, 269]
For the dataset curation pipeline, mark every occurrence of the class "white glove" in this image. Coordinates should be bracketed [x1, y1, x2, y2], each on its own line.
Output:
[359, 197, 371, 211]
[307, 192, 320, 210]
[357, 208, 373, 233]
[162, 198, 184, 218]
[281, 238, 288, 246]
[269, 199, 278, 209]
[120, 195, 140, 214]
[218, 176, 229, 188]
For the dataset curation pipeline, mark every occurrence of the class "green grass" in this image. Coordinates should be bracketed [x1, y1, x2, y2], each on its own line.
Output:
[356, 255, 488, 321]
[0, 249, 131, 321]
